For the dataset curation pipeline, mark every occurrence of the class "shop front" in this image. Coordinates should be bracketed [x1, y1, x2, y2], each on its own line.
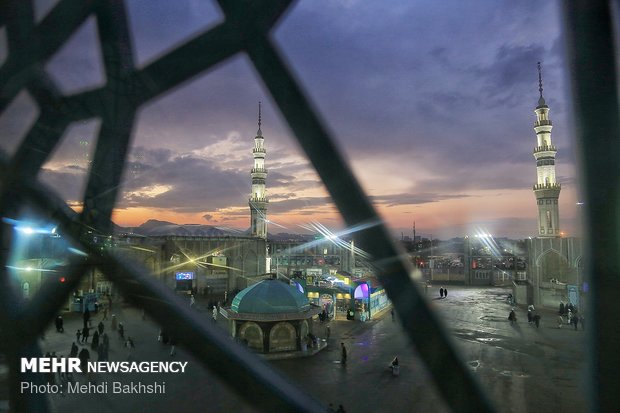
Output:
[353, 283, 370, 321]
[175, 271, 194, 293]
[334, 292, 351, 319]
[351, 279, 390, 321]
[304, 285, 352, 320]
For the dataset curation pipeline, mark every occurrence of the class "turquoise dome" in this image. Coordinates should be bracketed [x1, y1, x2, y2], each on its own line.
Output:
[232, 279, 310, 314]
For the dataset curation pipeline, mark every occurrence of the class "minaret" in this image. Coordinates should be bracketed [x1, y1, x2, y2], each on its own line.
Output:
[532, 62, 561, 237]
[249, 102, 268, 239]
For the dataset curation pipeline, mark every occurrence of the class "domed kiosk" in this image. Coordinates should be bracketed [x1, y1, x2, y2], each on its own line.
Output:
[220, 278, 322, 354]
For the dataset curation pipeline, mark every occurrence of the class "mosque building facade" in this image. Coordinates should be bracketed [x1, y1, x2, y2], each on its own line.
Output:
[524, 63, 584, 309]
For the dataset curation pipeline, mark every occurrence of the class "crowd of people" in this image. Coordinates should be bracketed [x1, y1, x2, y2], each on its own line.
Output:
[44, 295, 153, 380]
[507, 300, 584, 331]
[557, 301, 584, 330]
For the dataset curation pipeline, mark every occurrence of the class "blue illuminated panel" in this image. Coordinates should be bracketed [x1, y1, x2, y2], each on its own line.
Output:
[175, 271, 194, 280]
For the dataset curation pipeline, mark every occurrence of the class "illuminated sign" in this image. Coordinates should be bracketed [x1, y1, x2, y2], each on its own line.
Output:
[175, 272, 194, 280]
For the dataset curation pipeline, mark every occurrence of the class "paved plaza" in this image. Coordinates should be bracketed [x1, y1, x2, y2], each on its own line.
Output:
[3, 286, 587, 412]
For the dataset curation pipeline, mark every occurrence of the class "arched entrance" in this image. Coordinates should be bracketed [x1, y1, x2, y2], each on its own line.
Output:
[239, 322, 264, 351]
[319, 293, 334, 317]
[269, 322, 296, 352]
[537, 251, 569, 283]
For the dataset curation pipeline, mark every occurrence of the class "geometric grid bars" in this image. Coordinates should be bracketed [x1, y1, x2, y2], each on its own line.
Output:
[561, 1, 620, 411]
[3, 0, 616, 412]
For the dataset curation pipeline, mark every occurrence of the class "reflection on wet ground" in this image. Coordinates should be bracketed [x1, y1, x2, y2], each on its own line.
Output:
[276, 286, 587, 413]
[452, 328, 553, 358]
[427, 286, 586, 412]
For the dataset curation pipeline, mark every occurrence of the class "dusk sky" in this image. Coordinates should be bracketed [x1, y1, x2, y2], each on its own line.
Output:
[0, 1, 583, 240]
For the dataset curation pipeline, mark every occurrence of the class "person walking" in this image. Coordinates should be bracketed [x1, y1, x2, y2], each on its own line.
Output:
[54, 354, 65, 386]
[78, 348, 90, 371]
[81, 326, 90, 343]
[101, 335, 109, 361]
[444, 288, 448, 298]
[340, 342, 347, 365]
[439, 287, 444, 298]
[573, 313, 579, 330]
[508, 309, 517, 325]
[83, 308, 91, 328]
[170, 336, 177, 357]
[212, 306, 218, 322]
[97, 342, 106, 361]
[91, 330, 100, 349]
[533, 314, 541, 328]
[125, 337, 135, 359]
[118, 322, 125, 340]
[319, 309, 326, 323]
[46, 354, 56, 385]
[190, 295, 196, 308]
[70, 342, 79, 357]
[559, 301, 565, 315]
[75, 329, 81, 343]
[55, 315, 64, 332]
[557, 314, 564, 328]
[98, 321, 104, 335]
[60, 355, 73, 384]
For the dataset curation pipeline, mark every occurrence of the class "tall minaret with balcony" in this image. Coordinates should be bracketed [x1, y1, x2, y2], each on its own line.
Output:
[533, 62, 561, 237]
[249, 102, 268, 239]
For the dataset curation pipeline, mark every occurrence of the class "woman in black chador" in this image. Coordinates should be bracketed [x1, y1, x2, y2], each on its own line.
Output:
[55, 315, 64, 332]
[91, 330, 100, 350]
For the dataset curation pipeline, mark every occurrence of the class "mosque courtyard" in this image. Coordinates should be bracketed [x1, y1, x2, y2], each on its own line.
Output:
[20, 285, 587, 413]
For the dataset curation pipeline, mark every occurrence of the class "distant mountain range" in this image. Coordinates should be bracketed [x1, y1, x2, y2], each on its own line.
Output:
[118, 219, 315, 241]
[118, 219, 245, 237]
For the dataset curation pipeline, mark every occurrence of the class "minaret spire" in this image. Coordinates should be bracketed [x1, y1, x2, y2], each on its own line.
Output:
[532, 62, 560, 237]
[250, 102, 268, 239]
[257, 101, 262, 136]
[537, 62, 547, 108]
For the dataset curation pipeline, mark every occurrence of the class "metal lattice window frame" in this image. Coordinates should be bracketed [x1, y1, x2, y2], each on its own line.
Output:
[0, 0, 618, 412]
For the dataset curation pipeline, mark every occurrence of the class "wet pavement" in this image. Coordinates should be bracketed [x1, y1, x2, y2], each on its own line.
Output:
[429, 287, 586, 413]
[273, 286, 586, 413]
[4, 286, 587, 412]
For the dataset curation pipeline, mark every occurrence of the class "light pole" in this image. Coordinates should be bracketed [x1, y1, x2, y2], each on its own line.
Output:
[430, 234, 433, 283]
